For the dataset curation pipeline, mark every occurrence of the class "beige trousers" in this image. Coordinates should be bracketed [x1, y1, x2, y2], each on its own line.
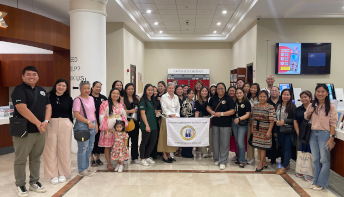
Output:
[43, 118, 73, 179]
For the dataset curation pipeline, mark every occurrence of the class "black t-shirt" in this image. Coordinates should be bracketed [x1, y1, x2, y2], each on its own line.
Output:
[234, 100, 251, 118]
[208, 95, 235, 127]
[195, 100, 210, 117]
[294, 105, 306, 126]
[267, 97, 277, 108]
[90, 93, 107, 124]
[11, 82, 51, 133]
[50, 94, 73, 122]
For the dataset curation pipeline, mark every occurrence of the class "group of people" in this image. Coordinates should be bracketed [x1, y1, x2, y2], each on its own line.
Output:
[11, 66, 337, 197]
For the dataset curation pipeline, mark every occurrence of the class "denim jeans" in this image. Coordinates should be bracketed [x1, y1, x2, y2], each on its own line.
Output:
[232, 121, 247, 164]
[74, 120, 96, 173]
[277, 128, 293, 168]
[309, 130, 330, 188]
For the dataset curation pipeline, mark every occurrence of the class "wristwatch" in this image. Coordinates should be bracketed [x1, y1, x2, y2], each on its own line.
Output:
[221, 112, 224, 117]
[330, 134, 335, 138]
[44, 120, 50, 124]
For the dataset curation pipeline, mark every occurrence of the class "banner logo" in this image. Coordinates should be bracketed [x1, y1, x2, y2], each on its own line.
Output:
[180, 126, 196, 141]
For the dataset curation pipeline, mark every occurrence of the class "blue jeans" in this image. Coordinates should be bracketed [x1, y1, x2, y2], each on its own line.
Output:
[74, 120, 96, 173]
[277, 129, 293, 168]
[232, 121, 247, 164]
[309, 130, 330, 188]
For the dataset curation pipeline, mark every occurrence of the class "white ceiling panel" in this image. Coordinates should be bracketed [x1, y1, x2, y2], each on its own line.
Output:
[139, 9, 159, 14]
[178, 15, 197, 19]
[215, 9, 235, 15]
[162, 18, 180, 22]
[218, 0, 241, 4]
[197, 9, 216, 15]
[132, 0, 155, 4]
[159, 9, 178, 14]
[176, 0, 197, 5]
[178, 10, 197, 15]
[197, 4, 218, 10]
[195, 18, 213, 23]
[142, 13, 162, 19]
[160, 14, 179, 19]
[154, 0, 177, 5]
[155, 4, 177, 9]
[217, 4, 239, 10]
[194, 29, 211, 33]
[196, 22, 212, 27]
[196, 15, 214, 19]
[177, 4, 197, 10]
[198, 0, 220, 5]
[167, 30, 181, 33]
[134, 3, 157, 9]
[181, 26, 195, 30]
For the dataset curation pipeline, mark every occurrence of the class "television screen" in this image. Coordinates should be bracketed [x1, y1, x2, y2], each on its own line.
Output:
[275, 43, 331, 75]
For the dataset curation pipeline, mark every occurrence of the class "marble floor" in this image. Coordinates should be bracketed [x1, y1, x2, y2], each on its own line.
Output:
[0, 152, 339, 197]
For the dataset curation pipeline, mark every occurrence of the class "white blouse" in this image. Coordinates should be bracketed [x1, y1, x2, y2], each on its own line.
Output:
[160, 93, 180, 117]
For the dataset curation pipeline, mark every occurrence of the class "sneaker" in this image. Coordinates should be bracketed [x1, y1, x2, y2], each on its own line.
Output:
[133, 159, 140, 164]
[313, 186, 323, 191]
[58, 176, 66, 183]
[304, 176, 313, 182]
[114, 164, 120, 172]
[51, 177, 59, 185]
[146, 157, 156, 164]
[17, 186, 28, 197]
[295, 173, 303, 178]
[214, 161, 220, 166]
[29, 182, 46, 193]
[118, 165, 124, 173]
[140, 159, 150, 166]
[219, 164, 226, 170]
[247, 159, 255, 165]
[78, 170, 92, 177]
[87, 167, 97, 173]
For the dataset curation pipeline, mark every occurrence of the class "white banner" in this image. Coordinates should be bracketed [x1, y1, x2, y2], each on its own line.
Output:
[166, 118, 210, 147]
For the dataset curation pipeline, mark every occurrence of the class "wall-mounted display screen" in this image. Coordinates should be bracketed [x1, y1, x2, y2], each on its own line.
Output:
[275, 43, 331, 75]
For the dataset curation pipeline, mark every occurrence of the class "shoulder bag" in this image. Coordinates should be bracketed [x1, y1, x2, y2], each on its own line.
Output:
[9, 88, 39, 137]
[278, 107, 294, 134]
[299, 113, 312, 144]
[73, 98, 91, 141]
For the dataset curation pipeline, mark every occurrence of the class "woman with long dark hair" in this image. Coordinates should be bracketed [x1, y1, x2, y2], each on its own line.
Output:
[139, 84, 159, 166]
[112, 80, 124, 97]
[90, 81, 107, 167]
[275, 89, 296, 175]
[194, 80, 203, 100]
[305, 84, 337, 190]
[123, 83, 140, 164]
[44, 79, 73, 184]
[98, 88, 128, 171]
[196, 86, 211, 157]
[247, 83, 260, 164]
[207, 82, 235, 170]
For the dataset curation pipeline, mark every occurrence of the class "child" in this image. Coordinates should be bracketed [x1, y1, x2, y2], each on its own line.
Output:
[112, 120, 129, 172]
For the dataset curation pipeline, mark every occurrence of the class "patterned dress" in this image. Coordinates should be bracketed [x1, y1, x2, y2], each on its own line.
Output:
[112, 131, 129, 161]
[251, 103, 275, 149]
[98, 100, 128, 147]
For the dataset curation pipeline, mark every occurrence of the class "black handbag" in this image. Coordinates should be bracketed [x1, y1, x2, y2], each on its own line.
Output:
[9, 88, 39, 137]
[299, 114, 312, 144]
[73, 98, 90, 142]
[278, 107, 295, 134]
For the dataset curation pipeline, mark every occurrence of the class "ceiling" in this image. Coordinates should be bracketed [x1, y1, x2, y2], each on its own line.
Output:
[1, 0, 344, 42]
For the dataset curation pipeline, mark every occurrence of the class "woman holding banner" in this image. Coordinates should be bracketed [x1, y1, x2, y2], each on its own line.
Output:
[207, 82, 235, 170]
[157, 82, 180, 163]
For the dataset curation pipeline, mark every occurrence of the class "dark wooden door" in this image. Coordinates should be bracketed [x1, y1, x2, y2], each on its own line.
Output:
[246, 63, 253, 85]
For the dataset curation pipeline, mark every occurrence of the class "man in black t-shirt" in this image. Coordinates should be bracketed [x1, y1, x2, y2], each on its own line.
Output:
[11, 66, 51, 196]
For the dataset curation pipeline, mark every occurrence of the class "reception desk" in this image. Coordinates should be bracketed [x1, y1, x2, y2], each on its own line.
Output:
[331, 128, 344, 177]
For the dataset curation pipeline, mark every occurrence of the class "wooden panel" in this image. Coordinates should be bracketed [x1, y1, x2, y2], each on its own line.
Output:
[0, 4, 70, 51]
[0, 125, 12, 148]
[53, 51, 71, 86]
[331, 139, 344, 177]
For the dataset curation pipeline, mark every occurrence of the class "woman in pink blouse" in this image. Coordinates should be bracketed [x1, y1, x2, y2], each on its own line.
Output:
[98, 88, 128, 171]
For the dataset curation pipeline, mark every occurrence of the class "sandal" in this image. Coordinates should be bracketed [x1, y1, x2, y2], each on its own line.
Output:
[239, 163, 245, 168]
[276, 169, 286, 175]
[90, 160, 97, 167]
[96, 159, 103, 166]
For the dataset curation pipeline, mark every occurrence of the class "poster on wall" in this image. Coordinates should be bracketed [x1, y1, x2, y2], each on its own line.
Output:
[277, 43, 301, 74]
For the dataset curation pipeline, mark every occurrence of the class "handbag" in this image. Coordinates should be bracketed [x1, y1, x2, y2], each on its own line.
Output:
[299, 114, 312, 144]
[9, 88, 39, 137]
[73, 98, 90, 142]
[278, 107, 294, 134]
[295, 145, 314, 177]
[126, 118, 135, 132]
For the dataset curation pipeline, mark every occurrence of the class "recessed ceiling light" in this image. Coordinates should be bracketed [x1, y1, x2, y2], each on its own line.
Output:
[222, 10, 227, 14]
[154, 22, 159, 25]
[217, 22, 221, 26]
[146, 10, 152, 14]
[159, 30, 163, 33]
[213, 31, 217, 34]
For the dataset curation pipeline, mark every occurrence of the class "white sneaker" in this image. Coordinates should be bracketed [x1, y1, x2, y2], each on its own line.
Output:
[214, 161, 220, 166]
[118, 165, 124, 173]
[58, 176, 66, 183]
[87, 167, 97, 173]
[133, 159, 140, 164]
[29, 182, 46, 193]
[219, 164, 226, 170]
[78, 170, 92, 177]
[140, 159, 150, 166]
[51, 177, 59, 185]
[114, 164, 120, 172]
[17, 186, 28, 197]
[247, 159, 255, 165]
[146, 157, 156, 164]
[313, 186, 323, 191]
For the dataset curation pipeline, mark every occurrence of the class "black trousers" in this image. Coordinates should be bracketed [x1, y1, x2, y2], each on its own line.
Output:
[140, 130, 158, 159]
[92, 125, 104, 154]
[150, 118, 161, 159]
[128, 122, 140, 160]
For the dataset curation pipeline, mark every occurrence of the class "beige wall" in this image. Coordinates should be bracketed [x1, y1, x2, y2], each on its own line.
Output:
[144, 42, 232, 86]
[232, 24, 257, 81]
[256, 18, 344, 92]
